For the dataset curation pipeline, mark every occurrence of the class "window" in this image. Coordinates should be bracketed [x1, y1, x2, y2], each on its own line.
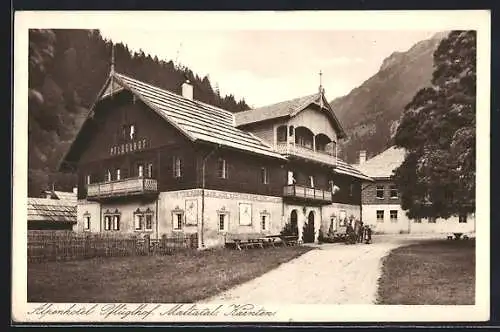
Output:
[135, 209, 154, 231]
[129, 124, 136, 140]
[390, 210, 398, 222]
[147, 163, 153, 178]
[349, 184, 354, 197]
[173, 156, 182, 178]
[104, 215, 112, 230]
[459, 214, 467, 223]
[289, 125, 294, 136]
[261, 167, 269, 184]
[112, 215, 120, 230]
[277, 126, 287, 142]
[86, 175, 91, 185]
[218, 213, 227, 232]
[414, 218, 422, 223]
[138, 164, 144, 177]
[287, 171, 296, 185]
[428, 217, 437, 223]
[390, 185, 398, 199]
[173, 212, 183, 231]
[376, 186, 384, 199]
[135, 214, 143, 230]
[309, 176, 314, 188]
[376, 210, 384, 222]
[83, 214, 91, 230]
[122, 125, 128, 141]
[116, 168, 121, 180]
[145, 214, 153, 230]
[105, 169, 112, 182]
[218, 159, 227, 179]
[260, 214, 269, 231]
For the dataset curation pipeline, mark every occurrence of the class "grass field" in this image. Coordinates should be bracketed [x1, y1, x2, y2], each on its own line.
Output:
[28, 246, 312, 303]
[377, 239, 475, 305]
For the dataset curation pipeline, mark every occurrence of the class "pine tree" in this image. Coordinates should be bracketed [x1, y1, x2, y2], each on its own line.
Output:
[27, 28, 252, 196]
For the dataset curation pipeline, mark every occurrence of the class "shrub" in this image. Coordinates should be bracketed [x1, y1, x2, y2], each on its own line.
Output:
[280, 221, 298, 236]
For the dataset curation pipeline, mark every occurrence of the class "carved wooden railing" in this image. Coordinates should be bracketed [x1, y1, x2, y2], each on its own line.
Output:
[87, 177, 158, 200]
[276, 142, 336, 166]
[282, 184, 333, 203]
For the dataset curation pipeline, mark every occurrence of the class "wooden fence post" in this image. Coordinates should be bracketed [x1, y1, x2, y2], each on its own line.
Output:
[144, 234, 151, 255]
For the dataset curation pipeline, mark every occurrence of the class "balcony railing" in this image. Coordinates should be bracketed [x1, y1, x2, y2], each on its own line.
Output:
[283, 184, 333, 203]
[87, 177, 158, 201]
[276, 142, 336, 166]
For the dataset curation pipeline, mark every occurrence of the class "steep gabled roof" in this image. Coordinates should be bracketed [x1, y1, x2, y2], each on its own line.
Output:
[355, 146, 406, 179]
[234, 93, 347, 139]
[335, 159, 373, 181]
[28, 198, 77, 224]
[59, 72, 286, 170]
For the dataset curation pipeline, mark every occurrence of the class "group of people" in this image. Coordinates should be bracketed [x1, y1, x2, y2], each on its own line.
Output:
[345, 219, 372, 244]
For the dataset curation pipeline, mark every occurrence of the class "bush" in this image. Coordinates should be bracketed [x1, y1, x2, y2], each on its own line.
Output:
[280, 221, 298, 237]
[317, 229, 325, 244]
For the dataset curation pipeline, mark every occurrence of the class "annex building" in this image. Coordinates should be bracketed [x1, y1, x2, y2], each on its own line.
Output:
[356, 146, 475, 235]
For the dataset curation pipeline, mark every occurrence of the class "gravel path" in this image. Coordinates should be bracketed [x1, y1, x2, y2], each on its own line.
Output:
[201, 236, 424, 304]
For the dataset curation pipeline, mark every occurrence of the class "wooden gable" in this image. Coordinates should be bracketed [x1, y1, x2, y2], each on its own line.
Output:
[67, 89, 193, 166]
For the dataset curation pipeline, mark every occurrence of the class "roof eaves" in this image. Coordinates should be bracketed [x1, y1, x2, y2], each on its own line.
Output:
[322, 94, 347, 139]
[57, 74, 113, 171]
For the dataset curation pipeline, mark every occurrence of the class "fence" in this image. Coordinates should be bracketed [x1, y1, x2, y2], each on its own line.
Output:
[28, 231, 198, 263]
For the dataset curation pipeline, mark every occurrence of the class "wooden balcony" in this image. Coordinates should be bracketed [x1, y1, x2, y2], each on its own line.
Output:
[283, 185, 333, 204]
[86, 177, 158, 201]
[275, 142, 336, 166]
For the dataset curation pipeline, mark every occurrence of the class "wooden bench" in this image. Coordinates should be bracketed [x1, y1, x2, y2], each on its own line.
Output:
[225, 233, 267, 250]
[263, 235, 282, 248]
[280, 235, 299, 246]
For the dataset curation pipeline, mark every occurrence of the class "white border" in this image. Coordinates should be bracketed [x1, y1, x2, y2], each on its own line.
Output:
[13, 10, 490, 323]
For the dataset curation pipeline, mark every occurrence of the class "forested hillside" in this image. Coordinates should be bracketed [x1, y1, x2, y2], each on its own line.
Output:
[28, 29, 250, 197]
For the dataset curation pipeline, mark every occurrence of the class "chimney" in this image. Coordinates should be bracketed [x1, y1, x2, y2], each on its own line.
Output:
[359, 150, 367, 165]
[182, 80, 193, 100]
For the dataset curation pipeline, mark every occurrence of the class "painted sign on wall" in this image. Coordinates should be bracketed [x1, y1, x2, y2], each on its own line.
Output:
[239, 203, 252, 226]
[185, 199, 198, 225]
[110, 138, 149, 156]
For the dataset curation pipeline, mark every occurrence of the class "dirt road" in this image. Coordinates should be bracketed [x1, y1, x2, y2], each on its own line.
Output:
[201, 236, 427, 304]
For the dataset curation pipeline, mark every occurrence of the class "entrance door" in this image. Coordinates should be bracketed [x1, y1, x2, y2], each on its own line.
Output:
[288, 210, 298, 236]
[303, 211, 315, 243]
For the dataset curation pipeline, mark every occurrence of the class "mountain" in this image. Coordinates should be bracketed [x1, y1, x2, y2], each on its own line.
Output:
[28, 29, 250, 197]
[330, 31, 449, 164]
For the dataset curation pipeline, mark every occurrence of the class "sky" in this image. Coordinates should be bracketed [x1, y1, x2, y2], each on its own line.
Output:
[99, 28, 439, 108]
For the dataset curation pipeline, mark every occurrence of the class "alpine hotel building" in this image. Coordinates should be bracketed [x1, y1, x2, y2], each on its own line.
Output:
[59, 70, 371, 248]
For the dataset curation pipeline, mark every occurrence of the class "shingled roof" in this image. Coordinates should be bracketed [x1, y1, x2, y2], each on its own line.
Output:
[59, 72, 286, 168]
[355, 146, 406, 179]
[28, 198, 77, 224]
[117, 73, 287, 159]
[44, 190, 77, 202]
[335, 159, 373, 181]
[234, 93, 347, 139]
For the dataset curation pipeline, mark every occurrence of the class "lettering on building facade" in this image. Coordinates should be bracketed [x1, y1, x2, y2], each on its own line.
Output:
[110, 138, 149, 156]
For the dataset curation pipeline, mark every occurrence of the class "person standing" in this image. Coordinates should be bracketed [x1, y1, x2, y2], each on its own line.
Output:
[358, 221, 364, 243]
